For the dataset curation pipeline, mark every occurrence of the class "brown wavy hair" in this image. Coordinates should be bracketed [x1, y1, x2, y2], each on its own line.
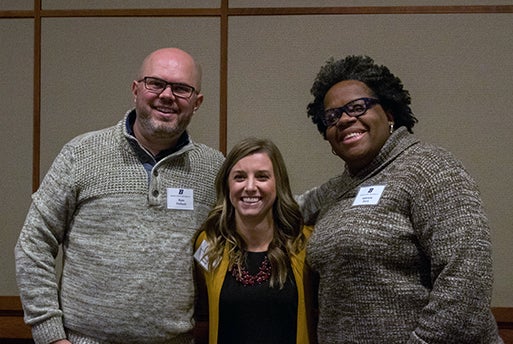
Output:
[200, 137, 305, 289]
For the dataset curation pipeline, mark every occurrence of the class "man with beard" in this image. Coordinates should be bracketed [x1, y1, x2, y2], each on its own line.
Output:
[15, 48, 225, 344]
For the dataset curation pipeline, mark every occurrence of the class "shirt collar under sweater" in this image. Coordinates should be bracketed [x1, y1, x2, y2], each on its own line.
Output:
[124, 109, 190, 170]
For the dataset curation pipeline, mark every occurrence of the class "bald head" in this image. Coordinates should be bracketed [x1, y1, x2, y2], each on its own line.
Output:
[131, 47, 205, 155]
[138, 48, 202, 91]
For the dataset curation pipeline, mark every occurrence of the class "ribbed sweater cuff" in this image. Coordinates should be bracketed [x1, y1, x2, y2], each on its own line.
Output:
[31, 316, 66, 344]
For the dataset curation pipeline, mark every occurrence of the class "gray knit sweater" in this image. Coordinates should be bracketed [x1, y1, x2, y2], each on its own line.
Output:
[15, 110, 225, 344]
[298, 127, 502, 344]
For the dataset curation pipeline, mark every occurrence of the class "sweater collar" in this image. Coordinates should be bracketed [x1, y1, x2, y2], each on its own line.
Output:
[344, 126, 420, 179]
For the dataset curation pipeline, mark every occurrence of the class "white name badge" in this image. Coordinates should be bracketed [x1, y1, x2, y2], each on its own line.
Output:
[167, 188, 194, 210]
[194, 239, 210, 271]
[352, 185, 386, 206]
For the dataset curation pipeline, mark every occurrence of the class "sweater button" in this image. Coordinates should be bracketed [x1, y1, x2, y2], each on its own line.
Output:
[152, 190, 159, 197]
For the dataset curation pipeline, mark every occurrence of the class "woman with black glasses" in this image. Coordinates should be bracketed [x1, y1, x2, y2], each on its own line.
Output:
[297, 55, 502, 344]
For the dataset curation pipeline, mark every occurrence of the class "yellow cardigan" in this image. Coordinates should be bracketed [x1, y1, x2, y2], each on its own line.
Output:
[194, 226, 315, 344]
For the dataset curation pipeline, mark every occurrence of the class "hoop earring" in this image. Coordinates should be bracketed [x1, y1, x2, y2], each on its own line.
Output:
[389, 122, 394, 134]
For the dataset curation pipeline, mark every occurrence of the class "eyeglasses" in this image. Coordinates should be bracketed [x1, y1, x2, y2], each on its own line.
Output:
[323, 97, 380, 127]
[138, 76, 196, 99]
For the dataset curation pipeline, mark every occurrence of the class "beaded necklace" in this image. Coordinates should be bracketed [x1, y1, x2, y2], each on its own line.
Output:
[230, 255, 271, 286]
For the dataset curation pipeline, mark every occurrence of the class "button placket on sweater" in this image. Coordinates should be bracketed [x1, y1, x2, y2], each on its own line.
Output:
[148, 168, 160, 205]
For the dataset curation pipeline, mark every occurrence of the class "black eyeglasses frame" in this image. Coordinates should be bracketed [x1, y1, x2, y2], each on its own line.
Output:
[138, 76, 196, 99]
[323, 97, 380, 128]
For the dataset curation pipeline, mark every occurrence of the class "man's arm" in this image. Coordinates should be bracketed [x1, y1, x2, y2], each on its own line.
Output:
[15, 144, 77, 344]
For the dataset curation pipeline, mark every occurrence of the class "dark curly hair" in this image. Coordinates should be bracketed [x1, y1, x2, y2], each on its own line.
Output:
[307, 55, 417, 138]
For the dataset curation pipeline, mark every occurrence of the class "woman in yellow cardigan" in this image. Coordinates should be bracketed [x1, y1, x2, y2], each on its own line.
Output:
[194, 137, 316, 344]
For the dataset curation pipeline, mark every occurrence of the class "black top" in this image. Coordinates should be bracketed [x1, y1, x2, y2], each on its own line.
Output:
[218, 251, 298, 344]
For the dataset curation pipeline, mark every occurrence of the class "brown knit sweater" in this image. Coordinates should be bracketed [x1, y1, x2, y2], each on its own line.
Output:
[297, 127, 502, 344]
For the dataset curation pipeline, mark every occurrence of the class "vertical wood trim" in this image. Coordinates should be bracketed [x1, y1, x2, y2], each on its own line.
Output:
[219, 0, 229, 155]
[32, 0, 41, 192]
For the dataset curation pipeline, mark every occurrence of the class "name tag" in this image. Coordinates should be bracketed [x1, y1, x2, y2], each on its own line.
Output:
[167, 188, 194, 210]
[194, 240, 210, 271]
[352, 185, 386, 206]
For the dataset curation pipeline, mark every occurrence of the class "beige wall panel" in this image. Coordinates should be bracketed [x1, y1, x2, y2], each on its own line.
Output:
[0, 19, 34, 294]
[0, 0, 32, 10]
[236, 0, 513, 7]
[2, 5, 512, 310]
[42, 0, 220, 10]
[40, 17, 221, 176]
[228, 13, 513, 306]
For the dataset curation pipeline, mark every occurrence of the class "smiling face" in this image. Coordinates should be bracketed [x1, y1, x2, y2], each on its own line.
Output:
[228, 152, 277, 225]
[131, 48, 203, 150]
[324, 80, 393, 174]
